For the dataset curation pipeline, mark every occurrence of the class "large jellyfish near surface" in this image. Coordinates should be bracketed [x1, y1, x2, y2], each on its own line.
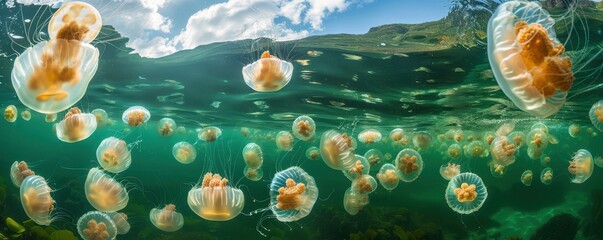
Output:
[292, 115, 316, 141]
[121, 106, 150, 127]
[568, 149, 593, 184]
[445, 173, 488, 214]
[269, 166, 318, 222]
[377, 164, 399, 190]
[150, 204, 184, 232]
[10, 161, 35, 187]
[107, 212, 130, 235]
[395, 148, 423, 182]
[242, 143, 263, 169]
[319, 130, 356, 170]
[20, 176, 55, 225]
[172, 142, 197, 164]
[4, 105, 17, 122]
[242, 51, 294, 92]
[198, 126, 222, 142]
[96, 137, 132, 174]
[487, 1, 574, 118]
[11, 1, 101, 114]
[187, 173, 245, 221]
[343, 187, 369, 216]
[590, 100, 603, 131]
[77, 211, 117, 240]
[85, 168, 129, 212]
[56, 107, 97, 143]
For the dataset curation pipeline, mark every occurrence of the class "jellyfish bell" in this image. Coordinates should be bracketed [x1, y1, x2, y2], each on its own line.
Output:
[568, 123, 582, 138]
[483, 131, 497, 146]
[56, 107, 97, 143]
[568, 149, 594, 184]
[464, 141, 489, 158]
[275, 131, 294, 151]
[157, 118, 176, 137]
[20, 175, 56, 225]
[122, 106, 150, 127]
[540, 167, 554, 185]
[187, 173, 245, 221]
[150, 204, 184, 232]
[389, 128, 404, 141]
[242, 143, 263, 169]
[242, 50, 294, 92]
[489, 161, 507, 178]
[319, 130, 356, 170]
[343, 155, 370, 181]
[590, 100, 603, 132]
[21, 109, 31, 121]
[106, 212, 130, 235]
[305, 147, 321, 161]
[47, 1, 103, 43]
[244, 167, 264, 181]
[77, 211, 117, 240]
[521, 170, 533, 187]
[176, 126, 186, 135]
[45, 113, 57, 123]
[440, 163, 461, 181]
[85, 167, 129, 212]
[364, 149, 384, 166]
[495, 121, 515, 136]
[10, 161, 36, 187]
[377, 164, 399, 190]
[447, 144, 462, 160]
[198, 126, 222, 142]
[412, 131, 432, 150]
[445, 173, 488, 214]
[91, 109, 109, 127]
[527, 129, 548, 159]
[351, 174, 378, 194]
[343, 187, 369, 216]
[490, 136, 517, 167]
[394, 148, 423, 182]
[269, 167, 318, 222]
[4, 105, 18, 122]
[508, 131, 526, 149]
[96, 137, 132, 174]
[540, 154, 552, 167]
[292, 115, 316, 141]
[358, 129, 382, 145]
[171, 142, 197, 164]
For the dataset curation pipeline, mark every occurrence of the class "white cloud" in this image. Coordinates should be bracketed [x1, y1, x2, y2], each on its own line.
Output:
[303, 0, 348, 30]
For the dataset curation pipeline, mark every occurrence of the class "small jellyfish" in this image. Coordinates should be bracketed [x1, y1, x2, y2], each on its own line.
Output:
[244, 167, 264, 181]
[150, 204, 184, 232]
[275, 131, 294, 151]
[242, 143, 263, 169]
[305, 147, 321, 161]
[4, 105, 17, 122]
[568, 149, 593, 184]
[91, 109, 109, 127]
[198, 126, 222, 142]
[10, 161, 35, 187]
[122, 106, 150, 127]
[453, 129, 464, 143]
[269, 166, 318, 222]
[540, 154, 552, 167]
[389, 128, 404, 141]
[56, 107, 97, 143]
[439, 163, 461, 181]
[447, 144, 462, 159]
[96, 137, 131, 174]
[521, 170, 533, 187]
[85, 168, 129, 212]
[377, 164, 399, 190]
[527, 129, 548, 159]
[351, 174, 377, 194]
[358, 129, 382, 144]
[176, 126, 186, 135]
[531, 122, 549, 135]
[343, 155, 370, 181]
[412, 131, 432, 150]
[508, 131, 526, 149]
[241, 127, 251, 138]
[343, 187, 369, 216]
[319, 130, 356, 170]
[483, 131, 497, 146]
[187, 173, 245, 221]
[568, 123, 581, 138]
[489, 161, 507, 178]
[490, 136, 516, 167]
[242, 51, 294, 92]
[445, 173, 488, 214]
[77, 211, 117, 240]
[157, 118, 176, 137]
[589, 100, 603, 132]
[21, 109, 31, 121]
[20, 175, 55, 225]
[172, 142, 197, 164]
[540, 167, 553, 185]
[495, 121, 515, 137]
[292, 115, 316, 141]
[45, 113, 57, 123]
[394, 149, 423, 182]
[464, 141, 489, 158]
[595, 156, 603, 168]
[106, 212, 130, 235]
[364, 149, 384, 166]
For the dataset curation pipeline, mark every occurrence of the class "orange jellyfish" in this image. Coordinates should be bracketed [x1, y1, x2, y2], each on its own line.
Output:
[377, 164, 399, 190]
[292, 115, 316, 141]
[568, 149, 593, 184]
[394, 148, 423, 182]
[453, 129, 464, 143]
[483, 131, 496, 146]
[439, 163, 461, 181]
[91, 109, 109, 127]
[343, 187, 369, 216]
[540, 154, 552, 167]
[412, 131, 432, 150]
[244, 167, 264, 181]
[85, 168, 129, 212]
[20, 175, 55, 225]
[590, 100, 603, 132]
[364, 149, 383, 166]
[157, 118, 176, 137]
[150, 204, 184, 232]
[77, 211, 117, 240]
[172, 142, 197, 164]
[242, 51, 294, 92]
[10, 161, 35, 187]
[464, 141, 489, 158]
[122, 106, 150, 127]
[489, 161, 507, 178]
[56, 107, 97, 143]
[96, 137, 131, 174]
[568, 123, 581, 138]
[358, 129, 382, 144]
[521, 170, 533, 187]
[527, 129, 548, 159]
[242, 143, 263, 169]
[176, 126, 186, 135]
[198, 126, 222, 142]
[275, 131, 294, 151]
[21, 109, 31, 121]
[351, 174, 378, 194]
[45, 113, 57, 123]
[490, 136, 516, 167]
[11, 2, 101, 114]
[107, 212, 130, 235]
[389, 128, 404, 142]
[540, 167, 553, 185]
[269, 167, 318, 222]
[445, 173, 488, 214]
[187, 173, 245, 221]
[495, 121, 515, 137]
[508, 131, 526, 149]
[319, 130, 356, 170]
[4, 105, 17, 122]
[305, 147, 321, 161]
[447, 144, 462, 160]
[343, 155, 370, 181]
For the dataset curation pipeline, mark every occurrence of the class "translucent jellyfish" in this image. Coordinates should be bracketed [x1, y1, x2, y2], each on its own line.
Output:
[358, 129, 382, 144]
[447, 144, 462, 160]
[305, 147, 321, 161]
[490, 136, 516, 166]
[595, 156, 603, 168]
[85, 168, 129, 212]
[376, 164, 399, 190]
[488, 1, 574, 118]
[389, 128, 404, 141]
[540, 154, 552, 167]
[343, 155, 370, 181]
[47, 1, 103, 43]
[394, 148, 423, 182]
[244, 167, 264, 181]
[77, 211, 116, 240]
[157, 118, 176, 137]
[319, 130, 356, 170]
[121, 106, 150, 127]
[198, 126, 222, 143]
[106, 212, 129, 235]
[149, 204, 184, 232]
[364, 149, 383, 166]
[96, 137, 131, 174]
[531, 122, 549, 135]
[489, 161, 507, 178]
[269, 166, 318, 222]
[187, 173, 245, 221]
[453, 129, 463, 143]
[351, 174, 377, 194]
[508, 131, 526, 149]
[568, 149, 593, 184]
[439, 163, 461, 181]
[343, 187, 369, 216]
[242, 143, 263, 169]
[495, 121, 515, 137]
[527, 129, 548, 159]
[21, 110, 31, 121]
[91, 109, 109, 127]
[568, 123, 581, 138]
[292, 115, 316, 141]
[464, 141, 489, 158]
[483, 131, 497, 146]
[242, 51, 294, 92]
[4, 105, 17, 122]
[45, 113, 57, 123]
[56, 107, 97, 143]
[275, 131, 294, 151]
[172, 142, 197, 164]
[521, 170, 533, 187]
[176, 126, 186, 135]
[10, 161, 35, 187]
[20, 175, 55, 225]
[412, 131, 432, 150]
[589, 100, 603, 132]
[540, 167, 553, 185]
[445, 173, 488, 214]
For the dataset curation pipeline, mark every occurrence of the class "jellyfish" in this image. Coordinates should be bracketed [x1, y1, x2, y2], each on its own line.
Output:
[244, 167, 264, 181]
[595, 156, 603, 168]
[269, 166, 318, 222]
[540, 167, 553, 185]
[487, 1, 575, 118]
[490, 136, 516, 167]
[176, 126, 186, 135]
[292, 115, 316, 141]
[242, 51, 294, 92]
[527, 129, 548, 159]
[531, 122, 549, 134]
[508, 131, 526, 149]
[568, 149, 593, 184]
[540, 154, 552, 167]
[20, 175, 55, 225]
[85, 168, 129, 212]
[56, 107, 97, 143]
[21, 109, 31, 121]
[412, 131, 432, 150]
[198, 126, 222, 142]
[121, 106, 150, 127]
[589, 100, 603, 131]
[4, 105, 17, 122]
[483, 131, 497, 146]
[172, 142, 197, 164]
[10, 161, 35, 187]
[343, 187, 369, 216]
[358, 129, 382, 144]
[447, 144, 462, 160]
[319, 130, 356, 170]
[91, 109, 109, 127]
[394, 148, 423, 182]
[187, 173, 245, 221]
[242, 143, 263, 169]
[76, 211, 117, 240]
[439, 163, 461, 181]
[489, 161, 507, 178]
[568, 123, 581, 138]
[445, 173, 488, 214]
[377, 164, 399, 190]
[351, 174, 377, 194]
[275, 131, 294, 151]
[343, 155, 370, 181]
[305, 147, 321, 161]
[96, 137, 131, 174]
[157, 118, 176, 137]
[453, 129, 463, 143]
[149, 204, 184, 232]
[464, 141, 489, 158]
[495, 121, 515, 137]
[106, 212, 130, 235]
[521, 170, 533, 187]
[364, 149, 384, 166]
[389, 128, 404, 141]
[45, 113, 57, 123]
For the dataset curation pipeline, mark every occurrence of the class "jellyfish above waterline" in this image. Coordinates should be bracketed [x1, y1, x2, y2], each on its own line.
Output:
[85, 168, 129, 212]
[445, 173, 488, 214]
[77, 211, 117, 240]
[187, 173, 245, 221]
[96, 137, 132, 174]
[242, 51, 294, 92]
[150, 204, 184, 232]
[269, 166, 318, 222]
[20, 176, 55, 225]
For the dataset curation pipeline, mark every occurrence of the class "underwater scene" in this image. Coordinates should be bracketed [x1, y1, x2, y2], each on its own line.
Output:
[1, 0, 603, 239]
